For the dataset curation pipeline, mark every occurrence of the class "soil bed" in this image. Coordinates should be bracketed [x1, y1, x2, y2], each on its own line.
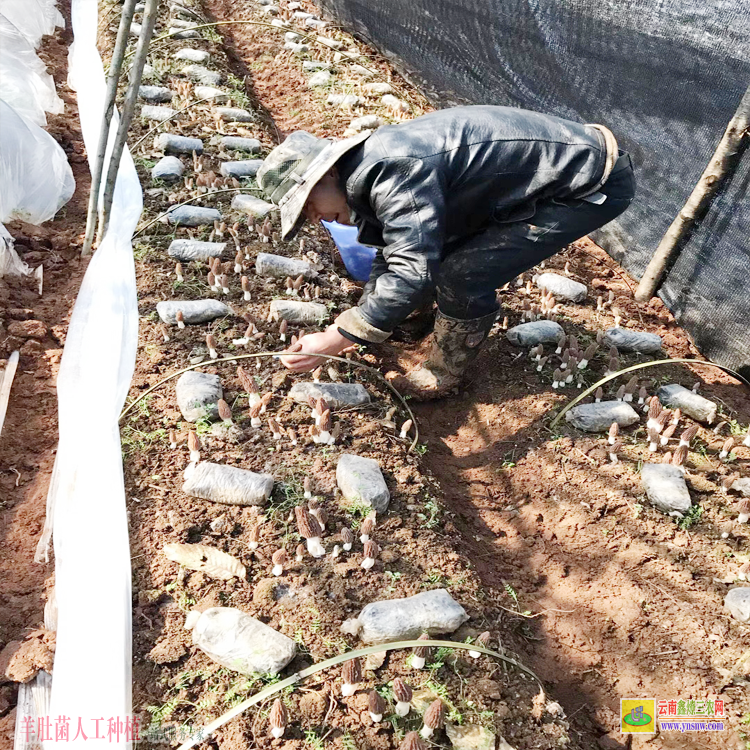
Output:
[112, 1, 750, 749]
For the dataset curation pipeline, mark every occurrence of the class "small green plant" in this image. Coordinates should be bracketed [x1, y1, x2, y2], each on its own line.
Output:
[341, 731, 358, 750]
[345, 498, 373, 527]
[417, 496, 440, 529]
[304, 729, 326, 750]
[145, 696, 184, 725]
[504, 583, 532, 616]
[678, 504, 703, 530]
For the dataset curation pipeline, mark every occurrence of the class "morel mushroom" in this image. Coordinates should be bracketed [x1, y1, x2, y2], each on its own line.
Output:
[260, 391, 273, 414]
[615, 384, 626, 401]
[400, 419, 413, 439]
[360, 517, 375, 543]
[393, 678, 413, 716]
[738, 499, 750, 525]
[638, 386, 648, 406]
[284, 276, 294, 295]
[420, 699, 445, 739]
[679, 424, 698, 448]
[295, 506, 325, 557]
[368, 690, 386, 723]
[660, 423, 676, 446]
[341, 527, 354, 551]
[217, 398, 232, 425]
[468, 631, 491, 659]
[188, 431, 200, 463]
[721, 473, 739, 496]
[594, 386, 603, 403]
[238, 366, 260, 406]
[279, 319, 288, 342]
[268, 417, 283, 440]
[412, 633, 431, 670]
[206, 333, 218, 360]
[169, 430, 178, 449]
[647, 397, 663, 432]
[269, 698, 287, 739]
[218, 273, 230, 295]
[555, 332, 566, 355]
[655, 410, 672, 434]
[287, 427, 298, 446]
[318, 409, 333, 444]
[672, 444, 688, 473]
[647, 428, 660, 453]
[671, 408, 681, 427]
[207, 270, 218, 292]
[341, 657, 362, 697]
[295, 543, 305, 562]
[272, 549, 287, 576]
[241, 275, 251, 301]
[303, 476, 313, 499]
[577, 342, 597, 370]
[399, 732, 426, 750]
[743, 427, 750, 447]
[249, 401, 263, 428]
[623, 376, 638, 402]
[713, 420, 728, 435]
[609, 439, 622, 465]
[234, 249, 243, 274]
[608, 422, 619, 446]
[175, 310, 185, 330]
[552, 368, 563, 389]
[720, 437, 736, 460]
[248, 523, 261, 551]
[175, 262, 184, 282]
[361, 540, 379, 570]
[312, 365, 323, 383]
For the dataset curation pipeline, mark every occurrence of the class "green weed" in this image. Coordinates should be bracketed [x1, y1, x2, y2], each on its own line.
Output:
[678, 504, 703, 531]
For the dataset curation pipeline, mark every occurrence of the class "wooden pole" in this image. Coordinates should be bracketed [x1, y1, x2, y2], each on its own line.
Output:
[635, 84, 750, 302]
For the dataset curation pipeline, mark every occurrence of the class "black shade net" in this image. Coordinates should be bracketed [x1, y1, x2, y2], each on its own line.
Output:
[320, 0, 750, 375]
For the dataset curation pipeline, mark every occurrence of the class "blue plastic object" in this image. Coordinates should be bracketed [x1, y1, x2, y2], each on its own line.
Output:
[322, 220, 377, 282]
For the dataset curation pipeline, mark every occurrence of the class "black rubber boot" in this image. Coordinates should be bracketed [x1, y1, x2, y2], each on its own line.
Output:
[389, 309, 497, 400]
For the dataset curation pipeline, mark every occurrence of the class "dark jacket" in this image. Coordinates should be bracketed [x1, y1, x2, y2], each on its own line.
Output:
[333, 105, 614, 343]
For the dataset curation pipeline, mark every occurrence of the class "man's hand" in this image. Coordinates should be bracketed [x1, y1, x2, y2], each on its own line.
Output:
[278, 326, 355, 372]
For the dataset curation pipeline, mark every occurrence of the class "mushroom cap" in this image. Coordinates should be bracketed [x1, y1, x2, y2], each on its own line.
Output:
[319, 409, 332, 432]
[722, 473, 739, 490]
[341, 527, 354, 545]
[207, 271, 216, 285]
[188, 431, 200, 451]
[342, 657, 362, 685]
[295, 506, 323, 539]
[217, 399, 232, 421]
[241, 276, 250, 291]
[648, 397, 662, 419]
[368, 690, 386, 715]
[206, 333, 216, 348]
[656, 410, 672, 429]
[583, 342, 597, 359]
[363, 540, 379, 560]
[722, 437, 736, 453]
[249, 401, 263, 418]
[249, 523, 261, 542]
[661, 424, 676, 440]
[681, 424, 698, 442]
[272, 549, 287, 565]
[399, 732, 427, 750]
[269, 698, 287, 729]
[608, 422, 619, 439]
[401, 418, 413, 434]
[296, 543, 305, 558]
[610, 440, 622, 453]
[393, 677, 412, 702]
[672, 444, 688, 466]
[279, 319, 288, 334]
[625, 375, 638, 392]
[176, 310, 184, 321]
[414, 632, 431, 658]
[303, 476, 312, 492]
[476, 630, 491, 648]
[361, 517, 375, 536]
[423, 699, 445, 729]
[740, 499, 750, 514]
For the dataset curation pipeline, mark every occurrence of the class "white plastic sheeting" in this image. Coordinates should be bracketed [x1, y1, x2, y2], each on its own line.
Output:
[39, 0, 140, 744]
[0, 12, 65, 125]
[0, 101, 75, 224]
[0, 0, 63, 47]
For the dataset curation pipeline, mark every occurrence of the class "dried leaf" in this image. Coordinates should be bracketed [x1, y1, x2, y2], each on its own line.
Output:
[162, 543, 246, 580]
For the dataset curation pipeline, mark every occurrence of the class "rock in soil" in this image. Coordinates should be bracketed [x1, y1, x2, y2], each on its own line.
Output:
[155, 133, 203, 155]
[194, 85, 229, 100]
[7, 320, 47, 339]
[446, 723, 497, 750]
[288, 382, 371, 409]
[156, 298, 232, 324]
[141, 104, 176, 122]
[641, 464, 692, 517]
[603, 327, 662, 354]
[337, 453, 390, 513]
[308, 70, 332, 87]
[725, 587, 750, 624]
[256, 252, 317, 280]
[269, 299, 329, 325]
[363, 82, 393, 94]
[182, 461, 274, 506]
[182, 64, 222, 86]
[174, 48, 211, 63]
[564, 401, 640, 432]
[534, 272, 587, 301]
[657, 383, 718, 424]
[343, 589, 468, 643]
[170, 27, 201, 39]
[152, 155, 184, 184]
[176, 371, 223, 421]
[231, 194, 275, 219]
[732, 478, 750, 497]
[221, 135, 261, 153]
[220, 160, 264, 179]
[188, 607, 296, 675]
[167, 205, 222, 227]
[505, 320, 564, 347]
[215, 106, 255, 122]
[138, 85, 174, 103]
[167, 239, 226, 262]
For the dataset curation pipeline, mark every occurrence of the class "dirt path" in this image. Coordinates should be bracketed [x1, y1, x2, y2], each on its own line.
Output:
[0, 0, 90, 731]
[407, 240, 750, 749]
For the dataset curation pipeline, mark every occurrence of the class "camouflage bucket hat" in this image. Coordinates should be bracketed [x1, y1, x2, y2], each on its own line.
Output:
[256, 129, 372, 240]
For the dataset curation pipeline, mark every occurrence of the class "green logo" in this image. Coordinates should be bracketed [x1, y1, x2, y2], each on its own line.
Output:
[623, 706, 652, 727]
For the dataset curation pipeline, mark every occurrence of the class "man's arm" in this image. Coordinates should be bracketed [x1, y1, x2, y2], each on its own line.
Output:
[334, 157, 446, 343]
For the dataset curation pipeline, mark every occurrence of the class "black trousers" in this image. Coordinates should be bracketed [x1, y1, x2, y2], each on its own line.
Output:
[434, 152, 636, 319]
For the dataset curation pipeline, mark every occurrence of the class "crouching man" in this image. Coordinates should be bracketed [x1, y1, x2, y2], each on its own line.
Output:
[256, 105, 635, 399]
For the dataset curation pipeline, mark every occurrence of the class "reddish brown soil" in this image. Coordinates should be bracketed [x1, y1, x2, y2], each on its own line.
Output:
[0, 0, 89, 736]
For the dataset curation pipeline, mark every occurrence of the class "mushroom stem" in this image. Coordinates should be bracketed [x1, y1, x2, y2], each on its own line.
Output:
[411, 655, 426, 670]
[306, 537, 326, 558]
[395, 701, 411, 717]
[342, 682, 357, 697]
